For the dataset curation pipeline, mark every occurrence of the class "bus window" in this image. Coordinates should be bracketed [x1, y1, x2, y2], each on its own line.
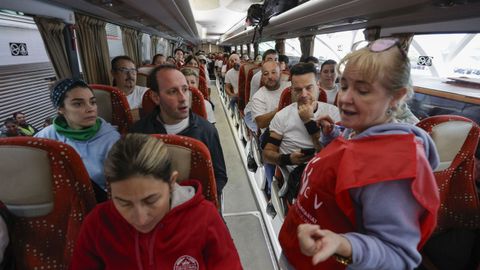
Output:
[105, 23, 124, 59]
[314, 29, 365, 63]
[0, 11, 56, 129]
[258, 40, 275, 56]
[284, 38, 301, 64]
[409, 34, 480, 79]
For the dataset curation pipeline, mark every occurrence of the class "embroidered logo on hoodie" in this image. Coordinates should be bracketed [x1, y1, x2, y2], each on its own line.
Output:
[174, 255, 199, 270]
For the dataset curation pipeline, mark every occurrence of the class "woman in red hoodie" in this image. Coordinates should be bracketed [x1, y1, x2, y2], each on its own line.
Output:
[70, 134, 242, 270]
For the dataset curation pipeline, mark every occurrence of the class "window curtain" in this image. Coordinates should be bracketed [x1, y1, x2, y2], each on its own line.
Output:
[75, 14, 111, 84]
[299, 35, 315, 60]
[150, 35, 159, 58]
[121, 27, 142, 66]
[275, 39, 285, 55]
[33, 16, 72, 80]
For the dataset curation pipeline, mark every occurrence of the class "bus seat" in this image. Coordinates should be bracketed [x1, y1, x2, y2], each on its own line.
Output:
[245, 67, 261, 103]
[417, 115, 480, 232]
[89, 84, 133, 134]
[141, 87, 208, 120]
[152, 134, 219, 209]
[0, 137, 96, 269]
[238, 63, 259, 114]
[136, 72, 149, 87]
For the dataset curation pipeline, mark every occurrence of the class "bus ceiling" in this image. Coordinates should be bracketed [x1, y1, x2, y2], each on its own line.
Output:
[0, 0, 201, 45]
[220, 0, 480, 45]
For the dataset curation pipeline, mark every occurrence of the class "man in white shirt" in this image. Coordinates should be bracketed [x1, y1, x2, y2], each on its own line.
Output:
[250, 49, 279, 99]
[111, 55, 148, 122]
[249, 61, 290, 133]
[224, 53, 241, 109]
[263, 63, 340, 172]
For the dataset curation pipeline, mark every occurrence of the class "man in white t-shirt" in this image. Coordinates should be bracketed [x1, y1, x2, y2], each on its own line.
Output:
[111, 55, 148, 122]
[224, 53, 241, 109]
[263, 62, 340, 172]
[250, 49, 279, 99]
[248, 61, 290, 133]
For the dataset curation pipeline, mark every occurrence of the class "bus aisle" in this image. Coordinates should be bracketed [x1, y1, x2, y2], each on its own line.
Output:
[209, 79, 277, 270]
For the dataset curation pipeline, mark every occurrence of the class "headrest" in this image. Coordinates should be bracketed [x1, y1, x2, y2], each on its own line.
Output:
[166, 144, 191, 182]
[92, 89, 113, 123]
[431, 120, 472, 171]
[0, 145, 54, 217]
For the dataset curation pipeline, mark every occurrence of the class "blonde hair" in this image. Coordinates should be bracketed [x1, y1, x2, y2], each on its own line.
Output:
[338, 45, 413, 111]
[181, 68, 199, 78]
[104, 134, 172, 183]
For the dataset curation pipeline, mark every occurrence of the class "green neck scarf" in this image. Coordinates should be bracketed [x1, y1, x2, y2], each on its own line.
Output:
[53, 117, 101, 141]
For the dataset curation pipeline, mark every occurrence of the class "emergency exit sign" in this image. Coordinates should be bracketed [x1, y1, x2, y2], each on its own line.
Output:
[10, 43, 28, 56]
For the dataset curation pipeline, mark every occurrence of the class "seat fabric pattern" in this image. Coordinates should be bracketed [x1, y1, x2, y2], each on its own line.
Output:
[417, 115, 480, 231]
[0, 137, 96, 269]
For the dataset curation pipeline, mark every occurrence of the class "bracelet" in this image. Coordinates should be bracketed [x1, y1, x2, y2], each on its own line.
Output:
[333, 254, 352, 265]
[278, 154, 292, 166]
[304, 120, 320, 135]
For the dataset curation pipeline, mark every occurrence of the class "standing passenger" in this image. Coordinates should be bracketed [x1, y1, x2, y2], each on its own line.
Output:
[224, 53, 241, 110]
[70, 134, 242, 269]
[35, 79, 120, 202]
[130, 65, 228, 198]
[279, 39, 440, 270]
[111, 55, 148, 122]
[13, 112, 38, 136]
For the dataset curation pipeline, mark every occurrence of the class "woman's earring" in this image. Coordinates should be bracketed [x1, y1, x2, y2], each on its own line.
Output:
[386, 107, 393, 116]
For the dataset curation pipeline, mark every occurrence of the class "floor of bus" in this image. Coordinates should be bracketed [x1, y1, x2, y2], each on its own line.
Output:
[209, 80, 278, 269]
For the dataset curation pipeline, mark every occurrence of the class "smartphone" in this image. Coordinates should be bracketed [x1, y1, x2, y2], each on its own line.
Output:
[301, 148, 316, 156]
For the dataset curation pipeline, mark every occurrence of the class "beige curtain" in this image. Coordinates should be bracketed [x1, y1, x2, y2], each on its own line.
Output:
[33, 16, 72, 79]
[299, 35, 315, 60]
[121, 27, 142, 66]
[75, 14, 111, 84]
[275, 39, 285, 55]
[150, 35, 159, 58]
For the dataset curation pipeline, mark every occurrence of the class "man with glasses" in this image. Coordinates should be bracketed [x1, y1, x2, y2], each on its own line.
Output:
[111, 55, 148, 121]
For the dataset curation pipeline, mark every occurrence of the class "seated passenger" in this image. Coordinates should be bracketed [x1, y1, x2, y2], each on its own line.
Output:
[197, 54, 211, 82]
[280, 38, 440, 270]
[250, 49, 279, 99]
[174, 48, 185, 67]
[279, 54, 289, 72]
[70, 134, 242, 269]
[35, 79, 120, 202]
[184, 55, 200, 68]
[13, 111, 38, 136]
[152, 53, 166, 65]
[181, 68, 216, 124]
[224, 53, 241, 109]
[111, 55, 148, 122]
[130, 65, 228, 197]
[0, 118, 21, 138]
[262, 63, 340, 202]
[318, 59, 339, 105]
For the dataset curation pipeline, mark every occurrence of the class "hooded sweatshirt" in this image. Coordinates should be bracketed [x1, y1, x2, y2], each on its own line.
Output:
[280, 123, 440, 270]
[35, 118, 120, 190]
[70, 180, 242, 270]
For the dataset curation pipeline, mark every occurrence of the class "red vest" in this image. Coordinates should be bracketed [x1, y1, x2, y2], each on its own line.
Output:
[279, 134, 439, 270]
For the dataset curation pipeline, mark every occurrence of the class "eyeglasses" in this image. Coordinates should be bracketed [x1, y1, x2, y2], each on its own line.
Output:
[114, 67, 137, 74]
[368, 38, 407, 58]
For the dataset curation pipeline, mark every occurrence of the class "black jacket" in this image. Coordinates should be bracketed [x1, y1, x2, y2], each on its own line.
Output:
[130, 109, 228, 195]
